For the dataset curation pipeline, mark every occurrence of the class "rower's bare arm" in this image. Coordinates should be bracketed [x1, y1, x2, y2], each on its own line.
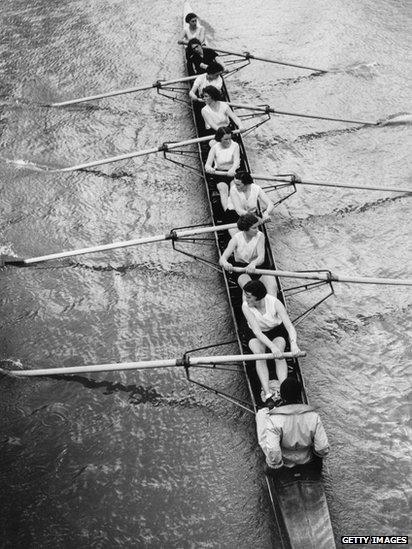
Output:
[189, 81, 199, 101]
[251, 234, 266, 267]
[205, 147, 216, 173]
[198, 27, 206, 44]
[227, 144, 240, 176]
[219, 238, 236, 269]
[227, 106, 243, 130]
[179, 31, 188, 45]
[260, 188, 275, 216]
[276, 300, 299, 351]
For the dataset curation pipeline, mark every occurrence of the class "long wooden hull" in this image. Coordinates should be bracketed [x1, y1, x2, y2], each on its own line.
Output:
[182, 3, 335, 547]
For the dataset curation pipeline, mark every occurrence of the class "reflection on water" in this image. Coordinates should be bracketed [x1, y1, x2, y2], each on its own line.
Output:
[0, 0, 410, 546]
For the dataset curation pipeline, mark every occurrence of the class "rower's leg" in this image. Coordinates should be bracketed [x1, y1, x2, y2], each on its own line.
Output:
[249, 337, 271, 396]
[260, 274, 278, 296]
[238, 274, 251, 289]
[273, 336, 287, 383]
[217, 182, 229, 210]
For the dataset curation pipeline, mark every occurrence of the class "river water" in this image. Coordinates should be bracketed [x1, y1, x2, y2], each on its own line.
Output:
[0, 0, 410, 547]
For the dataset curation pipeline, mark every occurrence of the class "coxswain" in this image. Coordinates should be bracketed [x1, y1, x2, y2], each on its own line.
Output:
[186, 38, 219, 74]
[201, 85, 243, 133]
[189, 61, 224, 103]
[256, 377, 330, 470]
[242, 280, 300, 407]
[230, 171, 274, 221]
[219, 214, 276, 293]
[180, 12, 206, 45]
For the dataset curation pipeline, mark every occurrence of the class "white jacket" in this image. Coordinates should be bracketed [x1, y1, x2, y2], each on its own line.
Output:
[256, 404, 330, 469]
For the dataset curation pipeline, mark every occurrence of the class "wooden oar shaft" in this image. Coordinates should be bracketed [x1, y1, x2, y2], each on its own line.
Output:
[49, 75, 197, 107]
[213, 47, 328, 73]
[232, 267, 412, 286]
[251, 174, 412, 194]
[54, 134, 212, 173]
[228, 102, 378, 126]
[4, 351, 306, 377]
[12, 223, 237, 266]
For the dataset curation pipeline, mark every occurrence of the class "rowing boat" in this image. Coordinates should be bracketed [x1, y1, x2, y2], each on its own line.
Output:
[182, 3, 336, 547]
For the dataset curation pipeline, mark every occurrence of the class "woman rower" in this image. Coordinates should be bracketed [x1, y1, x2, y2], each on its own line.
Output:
[205, 127, 240, 233]
[219, 213, 277, 294]
[180, 13, 206, 45]
[189, 62, 224, 103]
[242, 279, 300, 408]
[186, 38, 220, 74]
[230, 171, 274, 221]
[201, 85, 243, 133]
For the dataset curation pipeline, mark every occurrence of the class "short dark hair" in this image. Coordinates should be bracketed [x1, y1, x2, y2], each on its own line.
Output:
[187, 38, 202, 51]
[206, 62, 223, 75]
[214, 126, 232, 142]
[202, 85, 221, 101]
[235, 170, 253, 186]
[185, 12, 198, 23]
[280, 377, 302, 403]
[237, 212, 258, 231]
[243, 280, 267, 300]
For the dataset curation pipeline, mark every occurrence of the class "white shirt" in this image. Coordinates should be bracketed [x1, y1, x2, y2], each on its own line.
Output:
[211, 141, 239, 171]
[230, 183, 263, 214]
[242, 294, 281, 331]
[232, 231, 264, 264]
[201, 102, 231, 130]
[183, 23, 205, 43]
[192, 73, 223, 96]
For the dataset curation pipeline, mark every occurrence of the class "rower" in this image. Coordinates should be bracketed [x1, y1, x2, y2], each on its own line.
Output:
[242, 280, 300, 407]
[205, 127, 240, 230]
[189, 61, 224, 103]
[186, 38, 220, 74]
[256, 377, 330, 471]
[219, 214, 277, 293]
[230, 171, 274, 222]
[180, 12, 206, 46]
[201, 85, 243, 133]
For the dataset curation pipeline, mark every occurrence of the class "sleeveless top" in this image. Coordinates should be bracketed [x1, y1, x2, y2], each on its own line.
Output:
[242, 294, 282, 331]
[232, 230, 264, 263]
[201, 101, 230, 129]
[193, 73, 223, 96]
[212, 141, 239, 170]
[230, 183, 262, 213]
[184, 23, 205, 43]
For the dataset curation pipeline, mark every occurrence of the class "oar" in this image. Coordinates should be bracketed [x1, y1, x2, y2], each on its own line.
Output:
[48, 75, 197, 107]
[232, 267, 412, 286]
[1, 223, 238, 267]
[250, 174, 412, 194]
[228, 101, 379, 126]
[213, 47, 328, 74]
[1, 351, 306, 377]
[34, 132, 237, 173]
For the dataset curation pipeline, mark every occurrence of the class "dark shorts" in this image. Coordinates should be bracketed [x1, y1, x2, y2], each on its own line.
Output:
[229, 259, 271, 283]
[245, 322, 289, 347]
[222, 208, 239, 224]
